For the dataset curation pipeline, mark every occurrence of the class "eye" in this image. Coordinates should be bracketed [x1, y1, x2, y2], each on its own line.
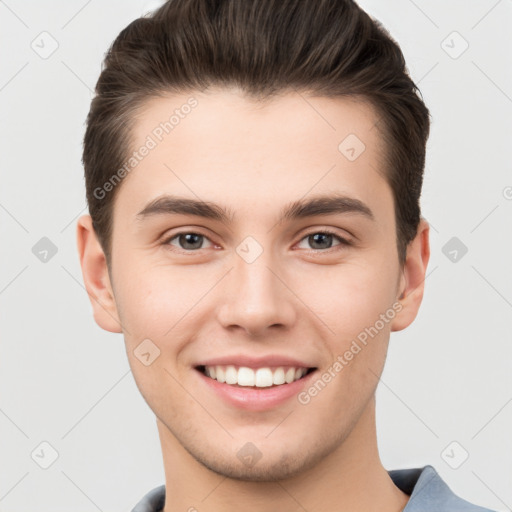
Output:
[296, 230, 351, 251]
[162, 229, 352, 253]
[164, 232, 215, 251]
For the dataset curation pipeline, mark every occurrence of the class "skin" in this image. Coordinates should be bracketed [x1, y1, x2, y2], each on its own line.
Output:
[77, 86, 430, 512]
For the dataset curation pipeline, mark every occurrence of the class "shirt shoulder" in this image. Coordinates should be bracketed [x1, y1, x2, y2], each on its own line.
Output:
[131, 484, 165, 512]
[132, 465, 498, 512]
[389, 464, 497, 512]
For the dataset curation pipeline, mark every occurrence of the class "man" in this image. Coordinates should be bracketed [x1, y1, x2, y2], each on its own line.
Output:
[76, 1, 496, 511]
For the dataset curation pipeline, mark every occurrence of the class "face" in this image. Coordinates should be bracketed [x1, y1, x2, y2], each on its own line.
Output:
[79, 87, 428, 482]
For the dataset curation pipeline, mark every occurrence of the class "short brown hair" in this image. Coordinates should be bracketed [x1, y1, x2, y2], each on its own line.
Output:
[82, 0, 431, 267]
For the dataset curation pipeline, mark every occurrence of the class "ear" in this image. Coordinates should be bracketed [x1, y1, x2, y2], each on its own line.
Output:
[76, 214, 123, 333]
[391, 218, 430, 332]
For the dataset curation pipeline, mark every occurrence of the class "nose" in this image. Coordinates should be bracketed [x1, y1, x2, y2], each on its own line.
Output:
[216, 247, 296, 338]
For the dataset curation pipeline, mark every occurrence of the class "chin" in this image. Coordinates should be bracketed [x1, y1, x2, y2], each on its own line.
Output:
[189, 439, 330, 483]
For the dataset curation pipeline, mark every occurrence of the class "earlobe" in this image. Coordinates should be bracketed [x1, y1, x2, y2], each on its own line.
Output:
[76, 215, 123, 333]
[391, 218, 430, 332]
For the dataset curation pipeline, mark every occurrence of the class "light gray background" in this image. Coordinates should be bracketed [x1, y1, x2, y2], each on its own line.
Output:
[1, 0, 511, 511]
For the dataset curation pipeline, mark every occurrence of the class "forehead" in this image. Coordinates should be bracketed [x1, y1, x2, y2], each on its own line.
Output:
[133, 87, 383, 154]
[116, 88, 391, 224]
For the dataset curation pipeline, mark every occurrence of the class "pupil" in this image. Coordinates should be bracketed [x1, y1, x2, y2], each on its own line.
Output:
[178, 233, 333, 251]
[310, 233, 332, 249]
[181, 233, 202, 250]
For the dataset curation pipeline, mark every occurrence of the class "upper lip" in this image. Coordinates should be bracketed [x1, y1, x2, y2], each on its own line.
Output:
[195, 354, 317, 369]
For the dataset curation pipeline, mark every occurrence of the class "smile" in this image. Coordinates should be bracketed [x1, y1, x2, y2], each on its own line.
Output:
[197, 364, 316, 388]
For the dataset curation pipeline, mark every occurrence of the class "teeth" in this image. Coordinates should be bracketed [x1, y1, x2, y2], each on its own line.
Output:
[215, 366, 225, 383]
[238, 366, 255, 386]
[272, 367, 285, 385]
[286, 367, 296, 383]
[202, 365, 310, 387]
[255, 368, 273, 387]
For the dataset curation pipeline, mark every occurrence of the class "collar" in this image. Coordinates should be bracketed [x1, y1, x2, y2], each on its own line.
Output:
[132, 464, 494, 512]
[390, 465, 494, 511]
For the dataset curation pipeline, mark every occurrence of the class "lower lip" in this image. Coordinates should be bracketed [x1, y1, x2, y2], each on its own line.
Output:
[195, 368, 317, 411]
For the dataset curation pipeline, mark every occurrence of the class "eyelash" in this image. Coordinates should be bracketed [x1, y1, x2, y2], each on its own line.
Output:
[162, 229, 352, 254]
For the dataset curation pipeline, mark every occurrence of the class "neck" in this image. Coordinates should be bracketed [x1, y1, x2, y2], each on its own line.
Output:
[158, 396, 409, 512]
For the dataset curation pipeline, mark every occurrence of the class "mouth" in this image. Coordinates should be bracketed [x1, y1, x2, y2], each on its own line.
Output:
[195, 364, 317, 388]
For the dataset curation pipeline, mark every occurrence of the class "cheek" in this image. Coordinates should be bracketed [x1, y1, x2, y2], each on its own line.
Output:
[114, 241, 399, 347]
[295, 265, 396, 414]
[114, 262, 200, 341]
[290, 258, 398, 340]
[114, 266, 189, 409]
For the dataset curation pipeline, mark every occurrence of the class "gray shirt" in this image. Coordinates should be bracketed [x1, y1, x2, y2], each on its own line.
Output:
[131, 464, 496, 512]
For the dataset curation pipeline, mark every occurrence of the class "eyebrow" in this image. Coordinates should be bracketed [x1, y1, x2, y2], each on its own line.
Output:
[135, 193, 375, 225]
